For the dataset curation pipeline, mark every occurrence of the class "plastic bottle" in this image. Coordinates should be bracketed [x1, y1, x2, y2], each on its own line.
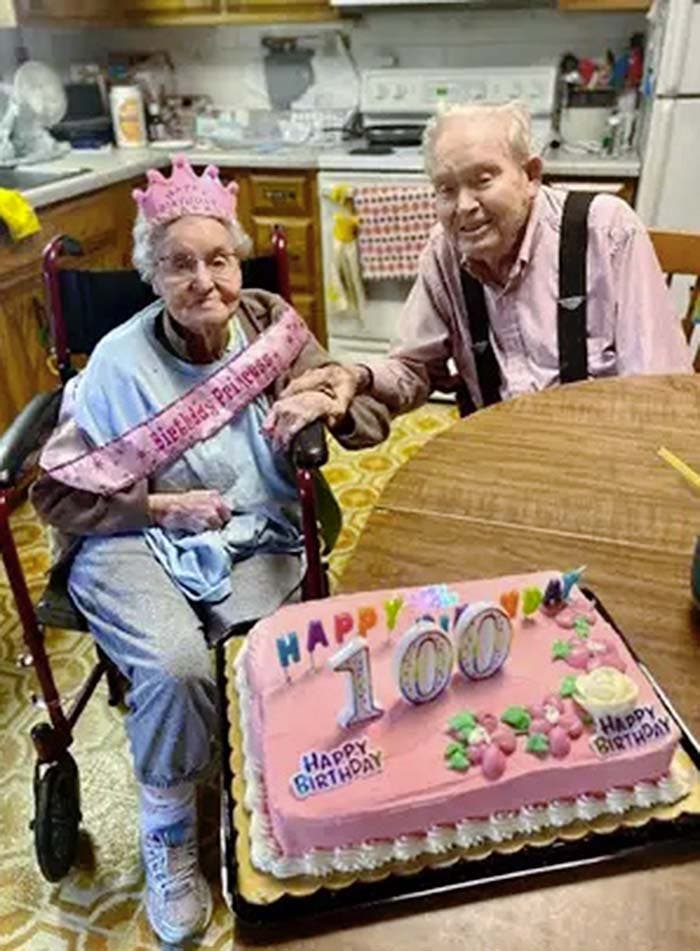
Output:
[109, 85, 147, 148]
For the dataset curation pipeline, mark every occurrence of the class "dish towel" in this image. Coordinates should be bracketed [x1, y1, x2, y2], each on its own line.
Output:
[0, 188, 40, 242]
[353, 184, 436, 280]
[327, 209, 366, 319]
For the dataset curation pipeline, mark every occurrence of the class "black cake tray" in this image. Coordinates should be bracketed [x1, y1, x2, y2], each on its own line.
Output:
[215, 588, 700, 932]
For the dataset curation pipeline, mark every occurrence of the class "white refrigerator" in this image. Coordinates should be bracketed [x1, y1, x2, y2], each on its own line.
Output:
[636, 0, 700, 229]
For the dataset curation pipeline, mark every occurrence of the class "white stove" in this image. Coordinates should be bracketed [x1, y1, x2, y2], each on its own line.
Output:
[319, 65, 557, 172]
[317, 66, 557, 366]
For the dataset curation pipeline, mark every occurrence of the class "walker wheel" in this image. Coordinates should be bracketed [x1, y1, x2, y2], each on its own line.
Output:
[32, 753, 81, 882]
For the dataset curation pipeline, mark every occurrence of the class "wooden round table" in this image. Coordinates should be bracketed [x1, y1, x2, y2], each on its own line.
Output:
[317, 375, 700, 951]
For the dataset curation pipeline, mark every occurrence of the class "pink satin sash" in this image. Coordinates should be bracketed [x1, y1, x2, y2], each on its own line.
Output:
[41, 307, 311, 494]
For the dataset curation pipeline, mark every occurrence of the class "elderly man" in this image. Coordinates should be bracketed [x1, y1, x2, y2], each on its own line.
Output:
[266, 101, 691, 432]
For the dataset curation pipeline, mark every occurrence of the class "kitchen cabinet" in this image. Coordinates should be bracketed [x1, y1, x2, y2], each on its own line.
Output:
[225, 0, 336, 22]
[119, 0, 223, 21]
[14, 0, 111, 21]
[15, 0, 337, 24]
[558, 0, 650, 9]
[0, 180, 138, 432]
[234, 168, 326, 347]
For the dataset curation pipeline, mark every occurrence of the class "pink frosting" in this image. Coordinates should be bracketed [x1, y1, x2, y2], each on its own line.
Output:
[240, 571, 680, 857]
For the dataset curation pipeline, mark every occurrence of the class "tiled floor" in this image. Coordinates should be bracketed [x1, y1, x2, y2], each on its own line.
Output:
[0, 404, 456, 949]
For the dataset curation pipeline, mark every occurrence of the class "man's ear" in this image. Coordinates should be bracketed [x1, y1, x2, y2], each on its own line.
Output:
[524, 155, 543, 183]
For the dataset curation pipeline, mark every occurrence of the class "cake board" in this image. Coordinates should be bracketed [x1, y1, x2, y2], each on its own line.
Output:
[215, 588, 700, 931]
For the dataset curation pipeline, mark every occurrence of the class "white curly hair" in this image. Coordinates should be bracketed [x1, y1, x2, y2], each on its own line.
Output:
[131, 210, 253, 284]
[423, 100, 533, 179]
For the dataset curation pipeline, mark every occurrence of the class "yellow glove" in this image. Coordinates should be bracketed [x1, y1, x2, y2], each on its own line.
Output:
[329, 183, 352, 205]
[332, 211, 358, 243]
[0, 188, 41, 241]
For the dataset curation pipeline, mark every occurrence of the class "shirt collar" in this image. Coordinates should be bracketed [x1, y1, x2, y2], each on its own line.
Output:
[515, 188, 543, 269]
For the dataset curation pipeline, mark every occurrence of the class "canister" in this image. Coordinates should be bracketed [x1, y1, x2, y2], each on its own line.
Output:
[109, 85, 147, 148]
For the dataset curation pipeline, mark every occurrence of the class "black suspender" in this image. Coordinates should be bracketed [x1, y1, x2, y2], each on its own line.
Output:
[459, 269, 502, 412]
[558, 191, 595, 383]
[457, 190, 597, 417]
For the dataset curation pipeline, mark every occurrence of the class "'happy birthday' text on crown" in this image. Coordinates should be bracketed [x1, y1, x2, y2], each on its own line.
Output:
[132, 154, 239, 225]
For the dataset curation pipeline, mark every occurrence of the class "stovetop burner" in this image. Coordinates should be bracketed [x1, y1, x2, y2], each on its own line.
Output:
[364, 124, 425, 148]
[349, 144, 394, 156]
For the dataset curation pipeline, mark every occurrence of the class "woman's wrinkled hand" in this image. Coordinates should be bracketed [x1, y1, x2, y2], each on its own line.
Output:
[148, 490, 232, 533]
[262, 390, 345, 449]
[279, 364, 361, 411]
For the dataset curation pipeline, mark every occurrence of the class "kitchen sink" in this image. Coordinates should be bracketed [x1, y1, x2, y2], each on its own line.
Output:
[0, 166, 91, 191]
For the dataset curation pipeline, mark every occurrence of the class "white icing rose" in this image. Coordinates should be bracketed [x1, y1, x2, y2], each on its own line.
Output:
[573, 666, 639, 718]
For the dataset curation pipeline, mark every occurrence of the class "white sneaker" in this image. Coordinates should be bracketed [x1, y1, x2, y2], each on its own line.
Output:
[142, 818, 213, 945]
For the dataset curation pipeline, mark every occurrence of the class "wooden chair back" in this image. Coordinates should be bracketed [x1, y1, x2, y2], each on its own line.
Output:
[649, 229, 700, 368]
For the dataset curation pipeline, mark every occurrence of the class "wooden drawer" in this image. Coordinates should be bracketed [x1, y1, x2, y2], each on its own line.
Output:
[250, 215, 315, 293]
[0, 186, 125, 284]
[45, 190, 120, 248]
[249, 174, 310, 216]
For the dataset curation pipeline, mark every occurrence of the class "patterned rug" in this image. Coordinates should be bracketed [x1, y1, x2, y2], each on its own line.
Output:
[0, 403, 455, 949]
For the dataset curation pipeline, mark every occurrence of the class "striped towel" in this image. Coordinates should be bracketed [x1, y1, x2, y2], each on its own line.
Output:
[353, 184, 436, 280]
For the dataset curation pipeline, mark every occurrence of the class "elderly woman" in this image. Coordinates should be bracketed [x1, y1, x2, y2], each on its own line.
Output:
[31, 155, 389, 944]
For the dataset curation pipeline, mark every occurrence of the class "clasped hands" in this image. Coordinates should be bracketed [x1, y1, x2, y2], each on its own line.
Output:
[261, 363, 361, 449]
[147, 364, 360, 531]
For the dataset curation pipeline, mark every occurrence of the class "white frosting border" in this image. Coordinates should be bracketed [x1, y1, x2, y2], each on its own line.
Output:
[233, 645, 691, 880]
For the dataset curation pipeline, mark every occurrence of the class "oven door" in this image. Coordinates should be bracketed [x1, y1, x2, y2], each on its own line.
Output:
[317, 169, 428, 366]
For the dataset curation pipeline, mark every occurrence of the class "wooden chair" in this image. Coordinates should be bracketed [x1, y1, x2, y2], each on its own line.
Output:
[649, 229, 700, 369]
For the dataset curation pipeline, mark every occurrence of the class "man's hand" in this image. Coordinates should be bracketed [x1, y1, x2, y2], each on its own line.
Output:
[262, 363, 369, 449]
[262, 390, 345, 449]
[148, 490, 232, 533]
[279, 364, 365, 413]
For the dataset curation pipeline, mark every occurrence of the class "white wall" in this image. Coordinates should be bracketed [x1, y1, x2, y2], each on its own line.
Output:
[2, 7, 646, 108]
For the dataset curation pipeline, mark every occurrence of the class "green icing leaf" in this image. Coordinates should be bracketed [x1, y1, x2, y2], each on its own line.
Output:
[447, 749, 470, 771]
[522, 586, 543, 616]
[444, 741, 466, 760]
[447, 710, 477, 735]
[500, 705, 532, 733]
[526, 733, 550, 756]
[559, 675, 579, 698]
[552, 639, 572, 660]
[573, 617, 590, 639]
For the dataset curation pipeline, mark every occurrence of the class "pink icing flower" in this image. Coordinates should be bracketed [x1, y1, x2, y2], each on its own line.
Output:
[527, 694, 584, 759]
[564, 636, 626, 673]
[554, 596, 597, 629]
[468, 712, 517, 780]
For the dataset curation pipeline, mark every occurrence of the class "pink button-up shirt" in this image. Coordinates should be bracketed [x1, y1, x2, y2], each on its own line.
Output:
[370, 186, 692, 414]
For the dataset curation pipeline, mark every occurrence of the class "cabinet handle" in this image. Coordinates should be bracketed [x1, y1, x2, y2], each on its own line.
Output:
[263, 188, 297, 203]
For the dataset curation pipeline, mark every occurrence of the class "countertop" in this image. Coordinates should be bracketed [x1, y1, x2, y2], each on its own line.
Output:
[21, 143, 642, 210]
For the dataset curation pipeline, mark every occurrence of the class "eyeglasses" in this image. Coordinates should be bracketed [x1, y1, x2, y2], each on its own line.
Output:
[157, 250, 239, 283]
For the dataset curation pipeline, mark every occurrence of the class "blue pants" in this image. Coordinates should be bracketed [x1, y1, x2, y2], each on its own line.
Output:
[69, 533, 301, 788]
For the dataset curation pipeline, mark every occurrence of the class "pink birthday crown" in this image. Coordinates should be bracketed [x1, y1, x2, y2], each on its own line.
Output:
[132, 154, 239, 225]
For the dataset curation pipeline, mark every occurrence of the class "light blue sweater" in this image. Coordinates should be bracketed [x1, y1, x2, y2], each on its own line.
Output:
[72, 300, 302, 602]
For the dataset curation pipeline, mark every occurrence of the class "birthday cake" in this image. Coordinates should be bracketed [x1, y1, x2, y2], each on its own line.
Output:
[233, 570, 691, 879]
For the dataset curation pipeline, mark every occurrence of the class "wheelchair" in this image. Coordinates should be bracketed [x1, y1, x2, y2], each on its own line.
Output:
[0, 227, 339, 883]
